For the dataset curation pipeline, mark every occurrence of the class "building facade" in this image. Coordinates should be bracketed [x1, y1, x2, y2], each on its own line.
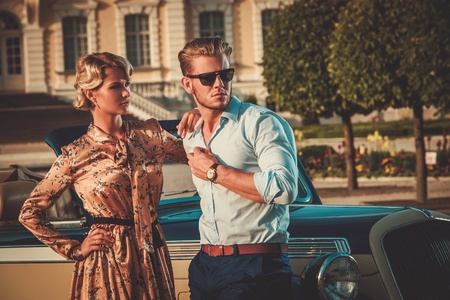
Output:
[0, 0, 292, 118]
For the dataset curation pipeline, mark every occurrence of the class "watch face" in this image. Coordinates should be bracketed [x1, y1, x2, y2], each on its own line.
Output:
[207, 168, 215, 180]
[206, 163, 218, 182]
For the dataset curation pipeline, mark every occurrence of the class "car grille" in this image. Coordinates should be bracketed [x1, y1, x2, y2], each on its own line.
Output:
[383, 219, 450, 300]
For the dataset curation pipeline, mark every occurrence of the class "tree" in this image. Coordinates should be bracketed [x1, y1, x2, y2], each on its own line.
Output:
[262, 0, 369, 190]
[328, 0, 450, 202]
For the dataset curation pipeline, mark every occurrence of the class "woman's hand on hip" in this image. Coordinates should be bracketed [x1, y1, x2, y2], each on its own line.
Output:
[80, 227, 115, 257]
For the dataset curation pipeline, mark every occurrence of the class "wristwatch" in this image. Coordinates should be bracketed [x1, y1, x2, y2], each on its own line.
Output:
[206, 163, 219, 183]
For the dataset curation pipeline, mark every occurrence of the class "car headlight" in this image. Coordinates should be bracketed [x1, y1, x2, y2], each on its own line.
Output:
[300, 252, 360, 300]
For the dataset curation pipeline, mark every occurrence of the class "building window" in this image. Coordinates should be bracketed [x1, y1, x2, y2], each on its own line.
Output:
[62, 17, 87, 71]
[6, 37, 21, 75]
[0, 12, 20, 30]
[0, 12, 22, 76]
[261, 9, 279, 46]
[199, 12, 224, 38]
[125, 14, 151, 67]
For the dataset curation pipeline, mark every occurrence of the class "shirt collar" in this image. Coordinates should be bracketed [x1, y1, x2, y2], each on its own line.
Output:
[221, 96, 241, 124]
[87, 121, 130, 143]
[190, 96, 242, 139]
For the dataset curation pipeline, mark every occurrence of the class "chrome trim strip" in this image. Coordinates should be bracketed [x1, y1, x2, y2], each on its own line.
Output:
[167, 241, 201, 260]
[166, 238, 351, 260]
[288, 237, 351, 258]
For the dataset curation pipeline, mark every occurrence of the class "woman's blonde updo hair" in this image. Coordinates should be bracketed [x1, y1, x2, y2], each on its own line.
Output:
[73, 52, 133, 111]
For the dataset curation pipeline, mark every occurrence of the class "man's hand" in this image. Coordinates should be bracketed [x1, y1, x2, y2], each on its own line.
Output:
[177, 108, 201, 138]
[187, 147, 218, 180]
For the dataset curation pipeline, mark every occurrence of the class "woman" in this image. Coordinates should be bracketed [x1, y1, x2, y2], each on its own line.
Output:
[19, 52, 196, 299]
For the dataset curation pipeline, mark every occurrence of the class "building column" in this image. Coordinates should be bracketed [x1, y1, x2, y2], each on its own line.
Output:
[161, 0, 186, 82]
[22, 25, 47, 93]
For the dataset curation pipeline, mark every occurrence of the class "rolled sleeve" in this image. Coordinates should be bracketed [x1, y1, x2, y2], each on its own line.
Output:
[252, 114, 298, 205]
[254, 167, 298, 205]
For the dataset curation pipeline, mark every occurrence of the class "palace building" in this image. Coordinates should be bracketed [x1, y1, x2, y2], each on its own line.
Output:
[0, 0, 291, 119]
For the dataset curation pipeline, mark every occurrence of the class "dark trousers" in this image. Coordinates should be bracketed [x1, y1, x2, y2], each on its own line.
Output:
[188, 250, 293, 300]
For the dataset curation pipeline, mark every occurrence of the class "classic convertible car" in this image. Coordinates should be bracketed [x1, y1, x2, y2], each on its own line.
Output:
[1, 120, 450, 300]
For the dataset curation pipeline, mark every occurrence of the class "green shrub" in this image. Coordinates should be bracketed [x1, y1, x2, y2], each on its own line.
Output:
[243, 94, 257, 104]
[329, 153, 345, 170]
[299, 145, 335, 172]
[368, 151, 390, 172]
[302, 114, 320, 126]
[395, 151, 416, 173]
[437, 151, 450, 168]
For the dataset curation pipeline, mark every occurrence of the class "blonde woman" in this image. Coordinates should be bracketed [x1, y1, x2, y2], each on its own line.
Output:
[19, 52, 198, 299]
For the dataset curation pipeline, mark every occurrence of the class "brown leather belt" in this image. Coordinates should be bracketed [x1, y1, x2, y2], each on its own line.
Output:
[201, 243, 288, 257]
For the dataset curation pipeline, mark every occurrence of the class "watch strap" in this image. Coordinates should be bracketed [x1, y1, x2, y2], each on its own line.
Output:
[207, 163, 219, 182]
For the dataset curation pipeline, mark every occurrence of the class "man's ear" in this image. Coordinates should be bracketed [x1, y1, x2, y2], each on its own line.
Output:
[181, 77, 194, 95]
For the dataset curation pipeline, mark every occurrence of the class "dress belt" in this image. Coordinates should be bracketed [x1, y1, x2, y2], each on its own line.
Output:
[91, 217, 134, 227]
[201, 243, 288, 257]
[91, 218, 164, 249]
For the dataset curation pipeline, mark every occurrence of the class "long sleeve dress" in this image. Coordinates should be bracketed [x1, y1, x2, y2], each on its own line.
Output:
[19, 119, 187, 300]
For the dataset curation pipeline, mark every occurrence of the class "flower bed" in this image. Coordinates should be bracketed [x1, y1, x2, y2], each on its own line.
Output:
[299, 142, 450, 179]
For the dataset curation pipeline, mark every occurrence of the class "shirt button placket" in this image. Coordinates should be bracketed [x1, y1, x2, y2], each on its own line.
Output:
[209, 184, 219, 243]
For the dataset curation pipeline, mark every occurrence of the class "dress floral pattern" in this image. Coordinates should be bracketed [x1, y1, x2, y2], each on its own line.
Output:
[19, 119, 187, 300]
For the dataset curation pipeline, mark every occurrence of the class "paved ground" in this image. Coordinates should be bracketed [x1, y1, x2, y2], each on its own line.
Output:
[1, 94, 449, 213]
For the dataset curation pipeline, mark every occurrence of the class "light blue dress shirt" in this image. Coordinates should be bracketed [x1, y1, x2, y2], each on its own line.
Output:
[183, 96, 298, 245]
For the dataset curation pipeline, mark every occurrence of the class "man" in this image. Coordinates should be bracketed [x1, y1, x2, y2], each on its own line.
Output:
[178, 36, 298, 300]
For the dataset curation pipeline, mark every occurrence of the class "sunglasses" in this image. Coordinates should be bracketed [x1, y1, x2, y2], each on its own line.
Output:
[186, 68, 235, 86]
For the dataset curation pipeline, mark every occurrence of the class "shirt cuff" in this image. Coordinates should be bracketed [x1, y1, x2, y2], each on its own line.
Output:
[254, 171, 281, 204]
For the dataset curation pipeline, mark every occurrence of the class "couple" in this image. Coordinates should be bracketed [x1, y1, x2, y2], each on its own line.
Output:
[19, 37, 299, 300]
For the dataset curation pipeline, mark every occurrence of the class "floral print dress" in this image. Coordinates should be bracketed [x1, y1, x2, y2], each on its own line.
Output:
[19, 119, 187, 300]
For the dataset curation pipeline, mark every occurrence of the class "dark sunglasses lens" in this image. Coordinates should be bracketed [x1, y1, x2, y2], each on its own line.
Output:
[197, 69, 234, 86]
[219, 69, 234, 82]
[199, 74, 216, 86]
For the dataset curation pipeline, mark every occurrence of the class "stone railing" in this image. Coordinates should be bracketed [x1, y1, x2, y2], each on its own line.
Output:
[129, 92, 179, 120]
[128, 81, 194, 120]
[132, 81, 182, 101]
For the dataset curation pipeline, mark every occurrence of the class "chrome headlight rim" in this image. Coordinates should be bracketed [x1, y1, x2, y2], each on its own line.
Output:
[318, 252, 360, 299]
[301, 252, 360, 300]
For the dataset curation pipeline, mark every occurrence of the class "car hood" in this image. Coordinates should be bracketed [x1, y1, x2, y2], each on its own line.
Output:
[158, 198, 411, 254]
[0, 198, 415, 256]
[288, 204, 409, 254]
